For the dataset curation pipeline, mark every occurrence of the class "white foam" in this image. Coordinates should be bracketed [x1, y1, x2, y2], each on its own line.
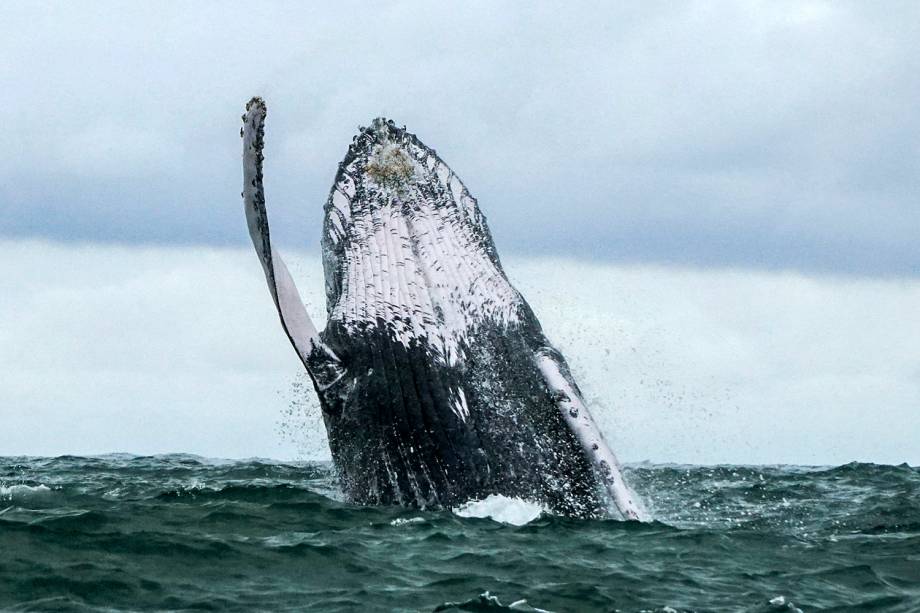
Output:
[768, 595, 803, 613]
[453, 494, 545, 526]
[389, 516, 425, 526]
[0, 484, 52, 500]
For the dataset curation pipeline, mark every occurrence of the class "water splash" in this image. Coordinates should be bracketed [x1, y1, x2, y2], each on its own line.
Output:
[453, 494, 546, 525]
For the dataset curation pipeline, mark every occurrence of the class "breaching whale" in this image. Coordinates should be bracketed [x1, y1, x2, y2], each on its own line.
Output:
[241, 97, 646, 520]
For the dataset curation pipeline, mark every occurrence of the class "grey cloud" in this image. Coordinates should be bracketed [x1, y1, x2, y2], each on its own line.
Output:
[2, 1, 918, 275]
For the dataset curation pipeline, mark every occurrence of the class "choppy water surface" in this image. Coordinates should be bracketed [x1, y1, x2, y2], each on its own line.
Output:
[1, 456, 918, 612]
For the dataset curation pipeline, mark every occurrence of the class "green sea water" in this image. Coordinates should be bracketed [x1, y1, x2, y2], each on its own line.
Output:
[1, 456, 918, 612]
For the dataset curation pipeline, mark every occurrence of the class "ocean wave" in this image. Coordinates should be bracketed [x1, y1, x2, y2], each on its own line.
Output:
[1, 456, 918, 611]
[0, 483, 52, 501]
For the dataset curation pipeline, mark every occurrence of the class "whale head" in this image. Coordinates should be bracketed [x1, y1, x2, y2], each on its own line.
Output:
[320, 118, 522, 368]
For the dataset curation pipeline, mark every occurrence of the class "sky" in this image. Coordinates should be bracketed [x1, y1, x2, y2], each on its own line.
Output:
[2, 1, 919, 274]
[1, 2, 918, 463]
[3, 241, 919, 465]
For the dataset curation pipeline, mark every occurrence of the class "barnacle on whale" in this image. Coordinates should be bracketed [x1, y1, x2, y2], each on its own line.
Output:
[366, 142, 415, 190]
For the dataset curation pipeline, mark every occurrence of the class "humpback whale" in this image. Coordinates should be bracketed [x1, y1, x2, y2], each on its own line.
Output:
[241, 97, 646, 520]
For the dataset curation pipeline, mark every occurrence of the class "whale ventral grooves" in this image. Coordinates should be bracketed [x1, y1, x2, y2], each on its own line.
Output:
[240, 98, 647, 521]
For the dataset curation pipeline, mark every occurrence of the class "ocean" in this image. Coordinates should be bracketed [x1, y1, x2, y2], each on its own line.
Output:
[1, 455, 918, 611]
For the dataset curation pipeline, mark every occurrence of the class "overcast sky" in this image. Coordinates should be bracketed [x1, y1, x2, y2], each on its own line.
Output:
[2, 1, 918, 275]
[3, 241, 918, 464]
[2, 3, 918, 463]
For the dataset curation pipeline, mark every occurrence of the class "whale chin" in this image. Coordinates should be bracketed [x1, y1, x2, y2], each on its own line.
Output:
[241, 99, 646, 520]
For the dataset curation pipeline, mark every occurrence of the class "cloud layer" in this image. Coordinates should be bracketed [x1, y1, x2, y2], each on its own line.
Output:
[2, 2, 919, 274]
[3, 240, 917, 464]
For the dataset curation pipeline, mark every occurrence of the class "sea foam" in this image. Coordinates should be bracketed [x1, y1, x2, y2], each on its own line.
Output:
[453, 494, 545, 525]
[0, 484, 51, 500]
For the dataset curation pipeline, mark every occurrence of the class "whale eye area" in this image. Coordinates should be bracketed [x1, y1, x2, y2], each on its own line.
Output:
[366, 143, 414, 190]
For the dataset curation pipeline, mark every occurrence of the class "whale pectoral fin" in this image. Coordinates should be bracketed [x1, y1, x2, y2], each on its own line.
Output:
[242, 97, 345, 389]
[534, 347, 647, 521]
